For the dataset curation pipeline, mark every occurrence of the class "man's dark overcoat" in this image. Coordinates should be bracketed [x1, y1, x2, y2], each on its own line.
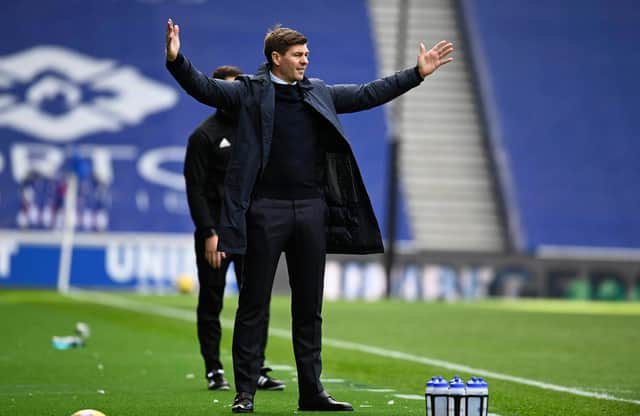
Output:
[167, 54, 423, 255]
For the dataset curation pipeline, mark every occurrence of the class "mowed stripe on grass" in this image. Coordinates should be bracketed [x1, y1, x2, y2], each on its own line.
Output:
[65, 290, 640, 407]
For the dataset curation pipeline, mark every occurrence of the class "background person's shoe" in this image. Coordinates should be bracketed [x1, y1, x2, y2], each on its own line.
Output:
[231, 392, 254, 413]
[298, 390, 353, 411]
[257, 367, 286, 391]
[206, 369, 230, 391]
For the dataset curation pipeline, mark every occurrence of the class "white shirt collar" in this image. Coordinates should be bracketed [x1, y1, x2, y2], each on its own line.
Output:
[269, 71, 297, 85]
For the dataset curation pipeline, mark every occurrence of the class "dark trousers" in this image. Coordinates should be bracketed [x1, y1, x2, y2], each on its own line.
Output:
[194, 233, 268, 376]
[233, 198, 327, 397]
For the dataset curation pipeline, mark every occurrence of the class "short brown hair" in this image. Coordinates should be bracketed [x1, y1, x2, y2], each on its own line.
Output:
[212, 65, 242, 80]
[263, 25, 307, 65]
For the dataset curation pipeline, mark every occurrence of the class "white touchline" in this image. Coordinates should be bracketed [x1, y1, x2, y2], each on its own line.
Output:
[64, 290, 640, 407]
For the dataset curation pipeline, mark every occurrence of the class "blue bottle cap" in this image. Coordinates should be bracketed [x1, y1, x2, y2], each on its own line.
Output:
[449, 377, 465, 389]
[466, 377, 483, 389]
[433, 376, 448, 388]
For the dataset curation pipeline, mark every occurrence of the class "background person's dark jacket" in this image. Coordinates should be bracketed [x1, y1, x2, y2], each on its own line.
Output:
[183, 110, 235, 239]
[167, 54, 423, 255]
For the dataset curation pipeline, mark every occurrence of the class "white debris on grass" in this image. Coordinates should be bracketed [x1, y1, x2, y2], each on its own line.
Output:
[393, 394, 424, 400]
[321, 378, 345, 383]
[75, 322, 91, 338]
[360, 388, 395, 392]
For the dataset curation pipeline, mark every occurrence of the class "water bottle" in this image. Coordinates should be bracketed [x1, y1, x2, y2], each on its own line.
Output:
[479, 377, 489, 416]
[448, 376, 466, 416]
[52, 335, 84, 350]
[465, 377, 482, 416]
[465, 376, 489, 416]
[432, 376, 449, 416]
[425, 377, 435, 416]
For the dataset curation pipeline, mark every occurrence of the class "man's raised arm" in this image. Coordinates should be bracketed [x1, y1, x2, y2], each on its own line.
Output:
[165, 18, 243, 111]
[330, 40, 454, 114]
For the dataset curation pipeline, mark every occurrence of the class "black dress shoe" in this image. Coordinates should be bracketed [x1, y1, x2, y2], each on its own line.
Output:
[298, 390, 353, 411]
[231, 392, 254, 413]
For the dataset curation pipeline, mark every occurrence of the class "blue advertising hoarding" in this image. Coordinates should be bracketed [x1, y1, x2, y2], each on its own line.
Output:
[0, 1, 411, 288]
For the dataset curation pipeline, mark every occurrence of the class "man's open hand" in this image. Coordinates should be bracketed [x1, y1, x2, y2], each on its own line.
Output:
[166, 18, 180, 62]
[417, 40, 454, 78]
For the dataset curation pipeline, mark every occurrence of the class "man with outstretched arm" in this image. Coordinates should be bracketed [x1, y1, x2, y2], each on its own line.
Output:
[184, 65, 286, 393]
[166, 19, 453, 413]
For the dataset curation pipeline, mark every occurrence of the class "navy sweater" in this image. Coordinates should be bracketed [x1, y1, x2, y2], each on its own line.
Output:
[255, 83, 325, 199]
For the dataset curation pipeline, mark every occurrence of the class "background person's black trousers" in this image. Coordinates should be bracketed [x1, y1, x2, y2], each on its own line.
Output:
[194, 234, 268, 376]
[233, 197, 326, 397]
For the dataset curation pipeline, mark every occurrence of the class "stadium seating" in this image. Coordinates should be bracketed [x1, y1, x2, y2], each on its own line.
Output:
[462, 0, 640, 250]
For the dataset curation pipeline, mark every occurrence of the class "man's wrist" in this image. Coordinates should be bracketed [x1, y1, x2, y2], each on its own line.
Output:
[166, 53, 183, 65]
[197, 227, 217, 239]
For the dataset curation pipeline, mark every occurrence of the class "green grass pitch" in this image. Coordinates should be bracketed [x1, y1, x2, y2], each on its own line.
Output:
[1, 290, 639, 415]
